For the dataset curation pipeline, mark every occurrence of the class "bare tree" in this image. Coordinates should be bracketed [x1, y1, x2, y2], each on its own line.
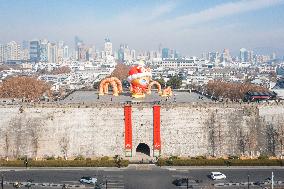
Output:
[27, 118, 43, 158]
[266, 124, 278, 156]
[60, 137, 70, 160]
[206, 113, 217, 157]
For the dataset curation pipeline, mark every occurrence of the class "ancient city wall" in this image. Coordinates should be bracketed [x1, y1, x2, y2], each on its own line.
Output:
[0, 103, 284, 159]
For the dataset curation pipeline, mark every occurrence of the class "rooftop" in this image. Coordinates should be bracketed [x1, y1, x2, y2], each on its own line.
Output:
[61, 90, 212, 104]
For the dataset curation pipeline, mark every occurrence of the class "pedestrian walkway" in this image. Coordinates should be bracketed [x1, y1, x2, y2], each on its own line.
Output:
[101, 175, 124, 189]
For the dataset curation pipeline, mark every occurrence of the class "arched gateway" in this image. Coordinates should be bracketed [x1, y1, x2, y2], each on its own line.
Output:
[124, 105, 161, 158]
[136, 143, 150, 156]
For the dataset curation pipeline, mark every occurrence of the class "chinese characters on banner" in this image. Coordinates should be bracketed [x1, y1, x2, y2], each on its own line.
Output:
[153, 105, 161, 152]
[124, 105, 132, 150]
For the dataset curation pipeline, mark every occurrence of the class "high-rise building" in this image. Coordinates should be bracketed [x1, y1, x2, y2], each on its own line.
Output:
[221, 49, 231, 63]
[74, 36, 83, 50]
[104, 38, 112, 56]
[118, 47, 124, 62]
[162, 48, 169, 59]
[30, 40, 41, 63]
[63, 45, 69, 60]
[40, 39, 49, 62]
[48, 43, 58, 63]
[0, 44, 4, 63]
[78, 44, 88, 61]
[131, 49, 136, 60]
[57, 41, 65, 62]
[208, 52, 219, 63]
[21, 41, 30, 61]
[239, 48, 249, 62]
[4, 41, 20, 61]
[271, 52, 276, 60]
[201, 52, 208, 60]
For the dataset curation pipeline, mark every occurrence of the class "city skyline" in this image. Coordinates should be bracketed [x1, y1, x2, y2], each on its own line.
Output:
[1, 0, 284, 56]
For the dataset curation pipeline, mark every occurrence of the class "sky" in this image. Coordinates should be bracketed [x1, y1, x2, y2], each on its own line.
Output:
[0, 0, 284, 56]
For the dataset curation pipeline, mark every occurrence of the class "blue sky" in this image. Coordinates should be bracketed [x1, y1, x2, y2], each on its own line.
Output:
[0, 0, 284, 56]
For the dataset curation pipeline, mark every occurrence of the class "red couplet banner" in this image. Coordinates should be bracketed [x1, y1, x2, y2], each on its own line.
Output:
[153, 105, 161, 150]
[124, 105, 132, 149]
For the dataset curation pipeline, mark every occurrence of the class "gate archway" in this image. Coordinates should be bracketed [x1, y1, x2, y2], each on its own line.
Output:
[136, 143, 150, 156]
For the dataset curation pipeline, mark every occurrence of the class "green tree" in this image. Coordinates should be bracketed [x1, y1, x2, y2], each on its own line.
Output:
[93, 81, 100, 89]
[155, 78, 166, 88]
[166, 75, 182, 89]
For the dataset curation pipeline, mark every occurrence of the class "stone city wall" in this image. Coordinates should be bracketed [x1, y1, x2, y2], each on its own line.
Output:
[0, 103, 283, 159]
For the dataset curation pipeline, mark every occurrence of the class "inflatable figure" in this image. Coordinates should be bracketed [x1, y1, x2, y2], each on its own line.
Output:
[99, 77, 122, 96]
[98, 62, 173, 98]
[127, 62, 152, 98]
[161, 86, 173, 97]
[147, 81, 162, 95]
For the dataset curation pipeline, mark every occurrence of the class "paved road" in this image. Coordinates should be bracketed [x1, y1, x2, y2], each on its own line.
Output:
[1, 165, 284, 189]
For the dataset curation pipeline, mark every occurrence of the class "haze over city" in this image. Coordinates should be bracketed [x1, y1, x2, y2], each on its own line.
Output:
[1, 0, 284, 56]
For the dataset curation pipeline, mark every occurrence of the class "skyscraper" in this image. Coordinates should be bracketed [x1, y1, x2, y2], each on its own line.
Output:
[221, 49, 231, 62]
[162, 48, 169, 59]
[5, 41, 20, 61]
[63, 45, 69, 60]
[0, 44, 4, 63]
[208, 52, 219, 63]
[40, 39, 49, 62]
[239, 48, 249, 62]
[21, 41, 30, 61]
[48, 43, 58, 63]
[30, 40, 41, 63]
[104, 38, 112, 56]
[78, 44, 88, 61]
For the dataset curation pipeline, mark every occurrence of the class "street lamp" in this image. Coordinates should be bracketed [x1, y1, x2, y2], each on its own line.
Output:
[186, 178, 189, 189]
[247, 175, 250, 189]
[1, 173, 4, 189]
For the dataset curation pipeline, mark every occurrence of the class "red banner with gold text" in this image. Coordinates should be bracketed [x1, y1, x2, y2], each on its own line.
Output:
[124, 105, 132, 149]
[153, 105, 161, 150]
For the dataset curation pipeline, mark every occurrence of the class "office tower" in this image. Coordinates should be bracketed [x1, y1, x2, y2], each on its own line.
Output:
[201, 52, 208, 60]
[271, 52, 276, 60]
[131, 49, 136, 60]
[30, 40, 41, 63]
[57, 41, 65, 62]
[5, 41, 20, 61]
[162, 48, 169, 59]
[78, 44, 88, 61]
[48, 43, 58, 63]
[123, 47, 131, 62]
[239, 48, 249, 62]
[118, 46, 124, 62]
[104, 38, 112, 56]
[21, 41, 30, 61]
[63, 45, 69, 60]
[208, 52, 219, 63]
[0, 44, 4, 63]
[40, 39, 49, 62]
[74, 36, 83, 50]
[221, 49, 231, 62]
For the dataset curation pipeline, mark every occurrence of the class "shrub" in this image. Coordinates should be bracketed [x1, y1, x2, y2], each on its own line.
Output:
[17, 156, 27, 161]
[74, 155, 85, 161]
[101, 156, 109, 161]
[45, 156, 56, 160]
[155, 157, 284, 166]
[258, 155, 269, 160]
[193, 156, 206, 160]
[228, 155, 239, 159]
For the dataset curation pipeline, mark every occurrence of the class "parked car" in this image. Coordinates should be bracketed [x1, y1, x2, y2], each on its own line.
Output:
[210, 172, 226, 180]
[79, 176, 97, 184]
